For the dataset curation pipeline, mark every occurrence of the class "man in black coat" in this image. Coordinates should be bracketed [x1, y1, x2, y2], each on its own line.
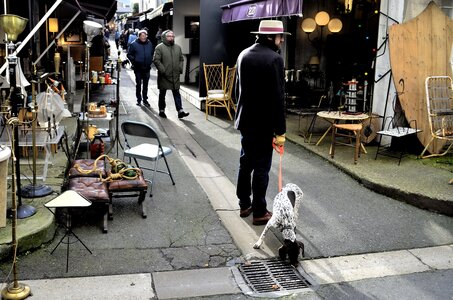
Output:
[235, 20, 288, 226]
[127, 29, 153, 107]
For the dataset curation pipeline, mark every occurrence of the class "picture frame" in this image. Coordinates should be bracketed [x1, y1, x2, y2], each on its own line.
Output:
[64, 31, 81, 42]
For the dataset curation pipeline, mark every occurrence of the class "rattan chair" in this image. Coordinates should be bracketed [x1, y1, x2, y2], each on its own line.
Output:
[121, 121, 175, 197]
[204, 63, 237, 120]
[420, 76, 453, 158]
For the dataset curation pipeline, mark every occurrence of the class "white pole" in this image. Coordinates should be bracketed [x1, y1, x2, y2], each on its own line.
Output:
[0, 0, 63, 74]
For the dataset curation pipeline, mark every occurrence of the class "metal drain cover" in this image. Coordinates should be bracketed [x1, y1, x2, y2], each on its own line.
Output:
[231, 259, 316, 298]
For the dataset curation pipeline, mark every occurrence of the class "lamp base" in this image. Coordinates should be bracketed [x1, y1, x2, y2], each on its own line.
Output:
[7, 205, 37, 219]
[1, 282, 31, 300]
[20, 184, 53, 198]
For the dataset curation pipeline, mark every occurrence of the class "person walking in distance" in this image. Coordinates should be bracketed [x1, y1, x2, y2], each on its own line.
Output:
[127, 29, 153, 107]
[153, 30, 189, 119]
[235, 20, 288, 225]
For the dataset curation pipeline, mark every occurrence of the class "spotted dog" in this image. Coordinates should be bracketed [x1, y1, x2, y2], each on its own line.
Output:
[253, 183, 305, 266]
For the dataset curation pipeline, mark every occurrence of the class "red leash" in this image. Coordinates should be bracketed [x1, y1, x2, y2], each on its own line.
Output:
[272, 139, 284, 192]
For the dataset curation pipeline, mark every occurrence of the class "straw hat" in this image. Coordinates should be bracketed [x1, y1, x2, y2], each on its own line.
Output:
[251, 20, 291, 35]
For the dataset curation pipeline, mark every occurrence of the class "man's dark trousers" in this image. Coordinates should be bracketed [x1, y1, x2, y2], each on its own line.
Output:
[135, 69, 150, 104]
[236, 131, 273, 217]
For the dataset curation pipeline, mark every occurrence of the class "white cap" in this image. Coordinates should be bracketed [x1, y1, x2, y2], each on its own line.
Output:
[138, 29, 148, 36]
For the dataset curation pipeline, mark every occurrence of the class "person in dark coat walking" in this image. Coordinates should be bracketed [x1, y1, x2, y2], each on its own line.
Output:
[153, 30, 189, 119]
[127, 29, 153, 106]
[235, 20, 288, 226]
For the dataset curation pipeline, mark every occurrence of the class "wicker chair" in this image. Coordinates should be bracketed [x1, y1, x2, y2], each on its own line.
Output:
[420, 76, 453, 158]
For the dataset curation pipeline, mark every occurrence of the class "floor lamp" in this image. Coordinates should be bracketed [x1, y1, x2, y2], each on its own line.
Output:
[0, 13, 33, 300]
[20, 78, 53, 198]
[1, 15, 36, 219]
[79, 20, 102, 157]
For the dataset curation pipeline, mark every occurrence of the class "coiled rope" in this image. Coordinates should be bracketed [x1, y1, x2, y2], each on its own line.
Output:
[73, 154, 141, 182]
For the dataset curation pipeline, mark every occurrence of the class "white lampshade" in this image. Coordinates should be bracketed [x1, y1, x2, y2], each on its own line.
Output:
[315, 11, 330, 26]
[328, 18, 343, 33]
[301, 18, 316, 33]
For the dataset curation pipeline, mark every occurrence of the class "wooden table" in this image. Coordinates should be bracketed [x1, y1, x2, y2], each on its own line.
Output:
[315, 111, 369, 151]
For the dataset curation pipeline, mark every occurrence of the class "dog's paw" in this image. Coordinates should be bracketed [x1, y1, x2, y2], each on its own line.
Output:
[253, 240, 262, 249]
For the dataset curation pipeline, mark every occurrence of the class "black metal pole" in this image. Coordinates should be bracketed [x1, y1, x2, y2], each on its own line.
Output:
[7, 42, 36, 218]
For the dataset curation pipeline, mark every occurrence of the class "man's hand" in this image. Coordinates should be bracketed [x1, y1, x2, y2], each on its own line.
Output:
[274, 134, 285, 147]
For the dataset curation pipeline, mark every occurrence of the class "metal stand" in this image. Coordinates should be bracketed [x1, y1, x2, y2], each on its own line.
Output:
[20, 77, 53, 198]
[45, 190, 92, 272]
[6, 41, 36, 219]
[107, 50, 123, 157]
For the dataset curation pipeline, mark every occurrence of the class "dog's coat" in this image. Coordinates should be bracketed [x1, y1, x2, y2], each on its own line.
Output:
[253, 183, 303, 255]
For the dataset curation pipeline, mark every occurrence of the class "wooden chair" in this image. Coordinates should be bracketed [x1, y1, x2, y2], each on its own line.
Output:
[420, 76, 453, 158]
[203, 62, 224, 97]
[331, 123, 363, 164]
[204, 65, 236, 120]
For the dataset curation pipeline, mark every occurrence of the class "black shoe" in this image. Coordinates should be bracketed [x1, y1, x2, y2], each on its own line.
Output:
[136, 102, 141, 106]
[178, 111, 189, 119]
[159, 111, 167, 118]
[143, 101, 150, 107]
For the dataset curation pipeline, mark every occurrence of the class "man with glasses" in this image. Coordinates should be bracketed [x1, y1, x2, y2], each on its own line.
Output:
[153, 30, 189, 118]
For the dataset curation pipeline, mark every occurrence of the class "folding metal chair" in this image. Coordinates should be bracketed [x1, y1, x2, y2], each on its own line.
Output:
[121, 121, 175, 196]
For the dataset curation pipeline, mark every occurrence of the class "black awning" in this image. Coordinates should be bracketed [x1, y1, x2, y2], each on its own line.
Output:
[64, 0, 117, 21]
[221, 0, 302, 23]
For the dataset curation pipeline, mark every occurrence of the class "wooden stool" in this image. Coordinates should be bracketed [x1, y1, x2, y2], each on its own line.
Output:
[108, 173, 148, 219]
[331, 123, 363, 164]
[68, 177, 110, 233]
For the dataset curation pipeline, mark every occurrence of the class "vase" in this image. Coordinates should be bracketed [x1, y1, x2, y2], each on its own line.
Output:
[54, 52, 61, 75]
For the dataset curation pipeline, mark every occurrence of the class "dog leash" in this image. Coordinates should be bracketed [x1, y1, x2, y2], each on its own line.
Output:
[272, 139, 284, 192]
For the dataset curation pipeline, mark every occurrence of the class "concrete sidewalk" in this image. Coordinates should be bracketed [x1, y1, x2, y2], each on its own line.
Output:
[18, 244, 453, 299]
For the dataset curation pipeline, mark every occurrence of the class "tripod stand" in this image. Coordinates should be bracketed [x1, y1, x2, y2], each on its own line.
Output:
[45, 190, 92, 272]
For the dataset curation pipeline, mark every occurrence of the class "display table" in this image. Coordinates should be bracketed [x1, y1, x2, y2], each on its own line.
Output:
[0, 126, 65, 181]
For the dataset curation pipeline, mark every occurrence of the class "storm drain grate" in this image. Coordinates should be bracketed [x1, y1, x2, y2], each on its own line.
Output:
[236, 259, 312, 295]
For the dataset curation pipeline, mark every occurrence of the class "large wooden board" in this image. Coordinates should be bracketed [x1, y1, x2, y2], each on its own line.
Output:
[389, 1, 453, 154]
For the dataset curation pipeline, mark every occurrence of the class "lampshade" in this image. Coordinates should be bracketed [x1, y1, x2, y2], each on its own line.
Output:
[301, 18, 316, 33]
[328, 18, 343, 33]
[315, 11, 330, 26]
[48, 18, 58, 33]
[308, 56, 320, 65]
[83, 20, 103, 45]
[0, 14, 28, 42]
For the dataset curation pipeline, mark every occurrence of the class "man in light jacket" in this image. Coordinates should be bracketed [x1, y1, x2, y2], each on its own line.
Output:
[153, 30, 189, 119]
[127, 29, 153, 107]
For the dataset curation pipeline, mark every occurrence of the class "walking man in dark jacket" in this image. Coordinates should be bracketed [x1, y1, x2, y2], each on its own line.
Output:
[127, 29, 153, 107]
[153, 30, 189, 119]
[235, 20, 288, 225]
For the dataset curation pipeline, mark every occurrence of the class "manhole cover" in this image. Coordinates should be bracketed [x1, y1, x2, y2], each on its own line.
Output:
[232, 259, 316, 297]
